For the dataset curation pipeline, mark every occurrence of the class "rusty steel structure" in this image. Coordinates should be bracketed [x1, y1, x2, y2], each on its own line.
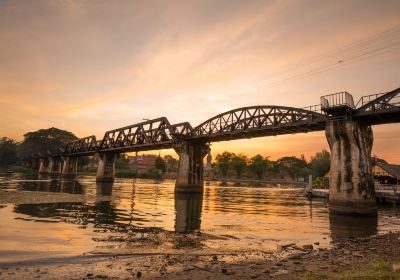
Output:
[190, 106, 326, 141]
[31, 88, 400, 159]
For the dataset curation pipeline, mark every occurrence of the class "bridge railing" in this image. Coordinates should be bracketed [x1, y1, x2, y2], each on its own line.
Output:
[355, 93, 385, 108]
[302, 104, 322, 113]
[321, 91, 355, 109]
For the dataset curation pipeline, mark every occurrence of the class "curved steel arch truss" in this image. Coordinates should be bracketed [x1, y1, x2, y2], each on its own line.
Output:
[191, 105, 326, 141]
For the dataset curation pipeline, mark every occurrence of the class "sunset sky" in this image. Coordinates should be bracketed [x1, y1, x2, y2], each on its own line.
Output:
[0, 0, 399, 162]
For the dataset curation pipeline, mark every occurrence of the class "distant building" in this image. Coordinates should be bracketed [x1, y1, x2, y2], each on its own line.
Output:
[128, 154, 157, 174]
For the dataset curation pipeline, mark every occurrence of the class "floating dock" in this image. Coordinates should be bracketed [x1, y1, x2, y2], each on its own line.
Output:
[306, 188, 400, 204]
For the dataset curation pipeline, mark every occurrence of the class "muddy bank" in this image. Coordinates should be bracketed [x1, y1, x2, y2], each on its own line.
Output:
[0, 189, 111, 204]
[1, 230, 400, 279]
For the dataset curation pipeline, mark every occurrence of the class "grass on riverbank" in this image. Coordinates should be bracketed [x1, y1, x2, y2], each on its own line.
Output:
[296, 260, 400, 280]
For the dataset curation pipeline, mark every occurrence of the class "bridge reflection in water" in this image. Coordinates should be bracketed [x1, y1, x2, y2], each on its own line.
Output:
[329, 213, 378, 243]
[174, 192, 202, 233]
[4, 174, 400, 255]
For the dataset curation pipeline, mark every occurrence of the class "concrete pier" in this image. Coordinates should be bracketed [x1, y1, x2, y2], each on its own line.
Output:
[61, 156, 78, 179]
[325, 119, 377, 215]
[96, 152, 118, 183]
[38, 158, 50, 174]
[174, 140, 210, 193]
[49, 157, 62, 175]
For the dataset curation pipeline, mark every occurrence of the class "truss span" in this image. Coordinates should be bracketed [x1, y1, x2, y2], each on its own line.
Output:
[98, 117, 192, 153]
[191, 105, 327, 141]
[354, 87, 400, 124]
[63, 135, 98, 156]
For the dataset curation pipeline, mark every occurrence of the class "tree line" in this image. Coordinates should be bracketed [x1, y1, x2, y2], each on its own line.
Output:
[213, 150, 330, 180]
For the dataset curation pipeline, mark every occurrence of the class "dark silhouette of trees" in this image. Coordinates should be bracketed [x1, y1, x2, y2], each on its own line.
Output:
[309, 149, 330, 177]
[155, 156, 167, 174]
[231, 153, 248, 178]
[249, 154, 271, 179]
[276, 156, 308, 180]
[19, 127, 77, 158]
[215, 151, 234, 178]
[0, 137, 18, 167]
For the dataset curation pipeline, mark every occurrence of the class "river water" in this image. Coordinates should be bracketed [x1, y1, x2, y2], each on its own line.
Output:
[1, 173, 400, 264]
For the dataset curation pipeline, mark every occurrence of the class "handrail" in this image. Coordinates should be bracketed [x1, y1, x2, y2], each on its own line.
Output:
[320, 91, 355, 109]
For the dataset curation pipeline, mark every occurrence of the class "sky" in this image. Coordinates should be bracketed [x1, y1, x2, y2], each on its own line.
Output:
[0, 0, 399, 162]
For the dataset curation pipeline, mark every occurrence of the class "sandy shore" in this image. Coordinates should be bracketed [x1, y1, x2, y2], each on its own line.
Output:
[1, 230, 400, 279]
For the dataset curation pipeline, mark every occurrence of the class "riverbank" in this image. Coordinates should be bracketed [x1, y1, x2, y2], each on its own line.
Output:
[1, 229, 400, 279]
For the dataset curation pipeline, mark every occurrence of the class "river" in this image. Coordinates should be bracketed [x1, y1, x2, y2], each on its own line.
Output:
[1, 173, 400, 264]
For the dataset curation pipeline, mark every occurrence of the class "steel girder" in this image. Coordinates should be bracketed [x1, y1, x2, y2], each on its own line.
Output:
[190, 106, 326, 141]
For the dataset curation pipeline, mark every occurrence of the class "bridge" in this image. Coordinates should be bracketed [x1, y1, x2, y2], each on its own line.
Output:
[27, 87, 400, 216]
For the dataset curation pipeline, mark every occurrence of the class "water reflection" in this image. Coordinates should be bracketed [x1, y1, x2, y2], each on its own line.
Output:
[2, 174, 400, 263]
[174, 192, 202, 233]
[96, 182, 113, 196]
[329, 213, 378, 242]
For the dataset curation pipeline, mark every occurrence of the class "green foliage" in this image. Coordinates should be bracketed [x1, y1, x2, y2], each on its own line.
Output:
[116, 154, 130, 170]
[115, 169, 137, 178]
[309, 149, 330, 178]
[231, 153, 248, 178]
[164, 155, 178, 172]
[276, 156, 308, 180]
[19, 127, 78, 158]
[215, 151, 234, 177]
[296, 260, 400, 280]
[155, 156, 167, 173]
[0, 137, 18, 167]
[249, 154, 270, 179]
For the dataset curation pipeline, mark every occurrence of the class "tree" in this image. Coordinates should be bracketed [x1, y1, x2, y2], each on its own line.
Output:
[309, 149, 330, 177]
[215, 151, 234, 178]
[249, 154, 270, 179]
[231, 153, 248, 178]
[155, 156, 167, 174]
[164, 155, 178, 172]
[0, 137, 18, 167]
[116, 154, 130, 170]
[19, 127, 78, 158]
[276, 156, 308, 180]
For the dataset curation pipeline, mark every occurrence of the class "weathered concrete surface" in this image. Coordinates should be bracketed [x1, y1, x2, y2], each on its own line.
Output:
[326, 120, 376, 215]
[49, 157, 62, 175]
[38, 158, 50, 174]
[174, 141, 210, 193]
[61, 156, 78, 179]
[96, 152, 118, 182]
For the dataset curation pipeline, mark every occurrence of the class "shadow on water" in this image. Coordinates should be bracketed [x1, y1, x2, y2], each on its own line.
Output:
[174, 192, 203, 233]
[96, 182, 113, 196]
[329, 213, 378, 242]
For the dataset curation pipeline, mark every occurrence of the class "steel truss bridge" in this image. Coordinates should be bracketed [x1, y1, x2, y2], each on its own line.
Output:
[32, 87, 400, 159]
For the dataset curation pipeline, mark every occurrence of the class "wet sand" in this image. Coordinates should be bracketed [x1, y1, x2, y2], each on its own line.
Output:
[1, 230, 400, 279]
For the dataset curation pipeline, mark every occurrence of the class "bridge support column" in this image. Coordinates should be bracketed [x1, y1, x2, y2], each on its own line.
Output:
[49, 157, 62, 175]
[96, 153, 118, 183]
[38, 158, 50, 174]
[326, 119, 377, 215]
[61, 156, 78, 179]
[174, 140, 210, 193]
